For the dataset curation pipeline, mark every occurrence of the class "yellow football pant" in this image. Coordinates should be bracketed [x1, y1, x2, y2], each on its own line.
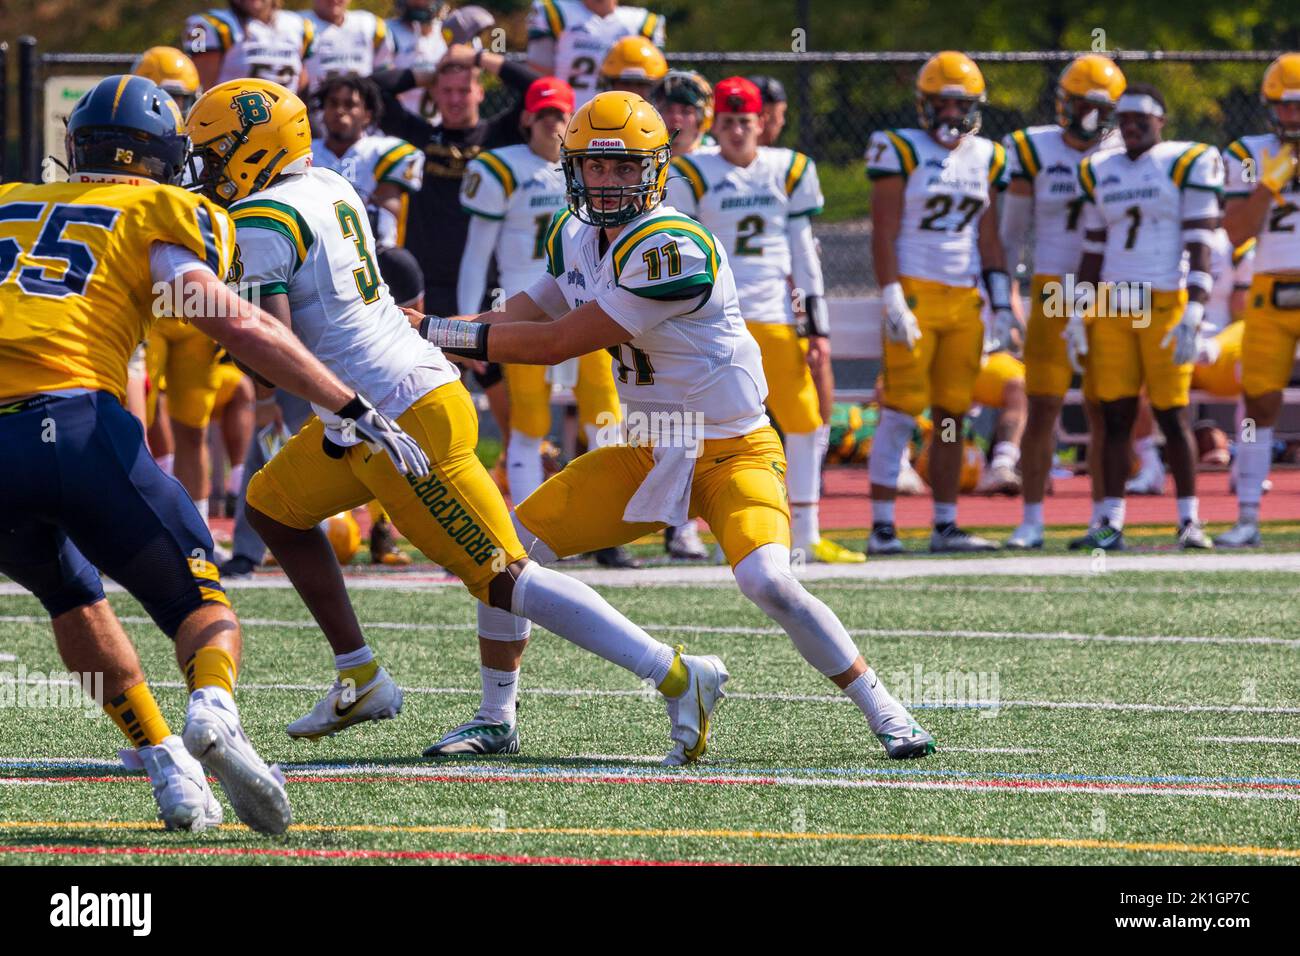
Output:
[1241, 273, 1300, 398]
[145, 317, 222, 428]
[882, 276, 984, 416]
[505, 351, 620, 439]
[517, 426, 791, 568]
[247, 380, 526, 602]
[1191, 321, 1244, 398]
[745, 321, 823, 433]
[971, 351, 1026, 409]
[1088, 287, 1191, 409]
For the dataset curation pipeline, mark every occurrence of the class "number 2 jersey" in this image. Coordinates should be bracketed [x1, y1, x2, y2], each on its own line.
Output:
[866, 127, 1009, 287]
[184, 7, 313, 91]
[1224, 133, 1300, 275]
[527, 0, 665, 107]
[1003, 124, 1121, 276]
[0, 180, 233, 402]
[227, 167, 457, 419]
[524, 205, 768, 438]
[665, 146, 825, 325]
[1079, 140, 1224, 290]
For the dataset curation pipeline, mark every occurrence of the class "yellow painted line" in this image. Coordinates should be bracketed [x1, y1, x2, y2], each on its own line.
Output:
[3, 820, 1297, 859]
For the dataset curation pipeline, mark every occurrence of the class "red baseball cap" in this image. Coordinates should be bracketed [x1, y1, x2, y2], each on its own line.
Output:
[713, 76, 763, 115]
[525, 76, 575, 115]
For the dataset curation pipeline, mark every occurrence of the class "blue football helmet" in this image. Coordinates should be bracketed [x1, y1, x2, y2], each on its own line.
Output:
[65, 74, 189, 185]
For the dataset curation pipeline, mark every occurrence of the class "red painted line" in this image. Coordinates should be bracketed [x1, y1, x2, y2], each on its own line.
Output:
[0, 844, 737, 866]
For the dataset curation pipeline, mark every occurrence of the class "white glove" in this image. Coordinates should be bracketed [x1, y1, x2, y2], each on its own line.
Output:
[984, 307, 1019, 354]
[881, 281, 921, 350]
[320, 394, 432, 478]
[1161, 299, 1204, 366]
[1195, 327, 1222, 366]
[1062, 314, 1089, 374]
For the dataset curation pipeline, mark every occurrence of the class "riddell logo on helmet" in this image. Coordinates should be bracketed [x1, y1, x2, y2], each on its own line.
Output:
[588, 138, 627, 149]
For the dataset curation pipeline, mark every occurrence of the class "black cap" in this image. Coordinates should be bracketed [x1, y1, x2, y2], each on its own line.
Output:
[377, 246, 425, 307]
[747, 75, 787, 105]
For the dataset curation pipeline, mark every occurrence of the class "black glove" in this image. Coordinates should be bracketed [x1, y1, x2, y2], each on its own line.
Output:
[321, 394, 431, 478]
[795, 294, 830, 338]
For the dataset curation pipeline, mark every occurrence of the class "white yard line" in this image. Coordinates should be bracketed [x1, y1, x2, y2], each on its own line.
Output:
[1195, 736, 1300, 745]
[3, 614, 1292, 650]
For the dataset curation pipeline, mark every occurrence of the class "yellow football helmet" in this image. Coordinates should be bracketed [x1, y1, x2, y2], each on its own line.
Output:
[132, 46, 202, 115]
[1262, 53, 1300, 140]
[1055, 54, 1125, 142]
[599, 36, 669, 96]
[561, 91, 671, 227]
[186, 78, 311, 206]
[322, 512, 361, 566]
[915, 51, 986, 145]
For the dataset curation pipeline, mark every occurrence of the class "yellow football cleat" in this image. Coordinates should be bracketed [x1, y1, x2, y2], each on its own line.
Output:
[809, 538, 867, 564]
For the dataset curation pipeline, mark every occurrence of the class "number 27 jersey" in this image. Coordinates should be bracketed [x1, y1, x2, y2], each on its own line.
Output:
[866, 127, 1008, 287]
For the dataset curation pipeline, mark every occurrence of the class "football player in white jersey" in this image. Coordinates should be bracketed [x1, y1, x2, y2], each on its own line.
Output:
[866, 52, 1013, 554]
[384, 0, 449, 120]
[184, 0, 313, 94]
[527, 0, 666, 108]
[311, 75, 423, 250]
[1000, 54, 1126, 549]
[419, 91, 935, 761]
[666, 76, 863, 564]
[301, 0, 390, 99]
[1074, 84, 1223, 550]
[458, 77, 620, 506]
[189, 79, 725, 764]
[654, 70, 715, 156]
[1217, 54, 1300, 547]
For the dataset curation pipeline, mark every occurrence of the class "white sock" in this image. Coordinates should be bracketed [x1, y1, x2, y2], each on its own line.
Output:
[843, 668, 914, 737]
[479, 665, 519, 725]
[791, 503, 819, 550]
[872, 499, 895, 526]
[991, 440, 1020, 469]
[1135, 435, 1161, 472]
[1104, 496, 1126, 529]
[227, 463, 245, 495]
[506, 431, 545, 503]
[1237, 425, 1272, 511]
[1177, 496, 1199, 525]
[1240, 501, 1260, 523]
[511, 562, 673, 685]
[1090, 499, 1106, 527]
[814, 424, 831, 472]
[1023, 501, 1044, 527]
[933, 500, 957, 526]
[157, 453, 174, 475]
[334, 645, 373, 671]
[733, 544, 859, 676]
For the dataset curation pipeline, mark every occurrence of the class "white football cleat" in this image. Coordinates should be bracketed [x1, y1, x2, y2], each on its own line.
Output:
[1214, 520, 1261, 549]
[1125, 465, 1166, 495]
[662, 647, 729, 766]
[285, 667, 403, 741]
[666, 521, 709, 560]
[896, 459, 927, 496]
[1004, 521, 1044, 550]
[974, 459, 1021, 496]
[121, 735, 223, 832]
[183, 687, 291, 835]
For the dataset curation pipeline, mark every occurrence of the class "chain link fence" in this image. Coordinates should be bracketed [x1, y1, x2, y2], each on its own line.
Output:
[10, 44, 1288, 294]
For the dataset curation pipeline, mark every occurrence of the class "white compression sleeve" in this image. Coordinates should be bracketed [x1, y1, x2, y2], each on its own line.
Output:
[787, 215, 825, 300]
[506, 431, 545, 503]
[868, 407, 914, 489]
[733, 543, 859, 676]
[457, 215, 503, 315]
[784, 430, 822, 504]
[998, 191, 1033, 270]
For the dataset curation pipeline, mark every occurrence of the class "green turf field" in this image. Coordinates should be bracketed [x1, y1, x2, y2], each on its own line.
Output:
[2, 557, 1299, 865]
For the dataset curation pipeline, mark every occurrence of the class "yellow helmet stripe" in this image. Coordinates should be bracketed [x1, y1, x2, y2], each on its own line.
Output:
[475, 151, 517, 197]
[1170, 143, 1210, 189]
[611, 215, 718, 282]
[988, 141, 1007, 186]
[231, 201, 313, 270]
[883, 130, 918, 176]
[545, 209, 572, 277]
[374, 142, 419, 185]
[1232, 237, 1257, 265]
[200, 13, 233, 52]
[1010, 129, 1040, 179]
[784, 152, 810, 196]
[1078, 156, 1097, 199]
[640, 12, 659, 39]
[110, 75, 133, 120]
[540, 0, 564, 39]
[671, 155, 706, 201]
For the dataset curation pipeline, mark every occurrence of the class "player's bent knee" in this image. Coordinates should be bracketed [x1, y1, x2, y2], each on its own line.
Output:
[734, 546, 802, 618]
[487, 558, 530, 611]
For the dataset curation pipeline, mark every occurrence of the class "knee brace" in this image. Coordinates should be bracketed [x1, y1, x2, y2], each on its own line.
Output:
[867, 408, 915, 489]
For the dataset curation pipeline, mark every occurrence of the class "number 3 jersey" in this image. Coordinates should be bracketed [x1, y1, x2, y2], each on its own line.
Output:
[228, 167, 457, 418]
[1079, 141, 1224, 290]
[1224, 133, 1300, 275]
[1003, 125, 1121, 276]
[525, 205, 769, 438]
[0, 180, 233, 402]
[665, 146, 825, 325]
[866, 127, 1009, 287]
